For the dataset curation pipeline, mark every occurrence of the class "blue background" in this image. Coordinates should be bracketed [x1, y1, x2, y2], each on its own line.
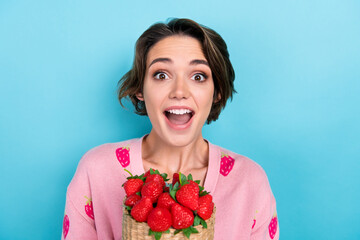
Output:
[1, 0, 359, 239]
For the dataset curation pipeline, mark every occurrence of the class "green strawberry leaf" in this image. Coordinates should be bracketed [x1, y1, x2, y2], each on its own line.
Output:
[199, 186, 204, 192]
[190, 227, 199, 233]
[148, 229, 168, 240]
[160, 173, 170, 182]
[183, 227, 191, 238]
[194, 180, 201, 184]
[199, 190, 209, 196]
[193, 215, 201, 226]
[136, 192, 141, 196]
[200, 219, 208, 229]
[181, 226, 199, 239]
[124, 205, 132, 211]
[187, 174, 193, 181]
[150, 168, 155, 175]
[154, 232, 162, 240]
[169, 182, 179, 201]
[179, 172, 188, 186]
[174, 229, 182, 235]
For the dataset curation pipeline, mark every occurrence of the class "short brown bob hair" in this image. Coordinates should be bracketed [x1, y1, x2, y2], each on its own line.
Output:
[117, 18, 236, 124]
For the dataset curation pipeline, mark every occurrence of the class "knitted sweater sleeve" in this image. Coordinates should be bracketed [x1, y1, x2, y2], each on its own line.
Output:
[250, 170, 279, 240]
[61, 151, 97, 240]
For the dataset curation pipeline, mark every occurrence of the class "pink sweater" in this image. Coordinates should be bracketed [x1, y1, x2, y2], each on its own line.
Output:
[62, 136, 279, 240]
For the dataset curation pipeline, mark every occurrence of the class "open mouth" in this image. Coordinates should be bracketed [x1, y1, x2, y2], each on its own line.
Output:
[164, 109, 194, 125]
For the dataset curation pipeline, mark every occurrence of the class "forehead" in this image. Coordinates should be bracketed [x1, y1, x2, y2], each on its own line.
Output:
[146, 35, 206, 66]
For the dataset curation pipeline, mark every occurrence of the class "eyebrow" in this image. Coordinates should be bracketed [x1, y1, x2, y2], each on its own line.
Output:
[148, 58, 209, 68]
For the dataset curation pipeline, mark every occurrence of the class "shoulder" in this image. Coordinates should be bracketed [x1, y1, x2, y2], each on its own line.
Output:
[67, 137, 140, 190]
[211, 143, 270, 187]
[76, 138, 138, 170]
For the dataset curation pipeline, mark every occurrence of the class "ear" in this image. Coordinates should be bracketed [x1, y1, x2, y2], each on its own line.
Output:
[213, 93, 221, 103]
[136, 92, 144, 101]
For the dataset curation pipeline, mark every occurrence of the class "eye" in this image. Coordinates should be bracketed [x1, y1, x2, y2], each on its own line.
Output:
[191, 73, 207, 82]
[153, 72, 169, 80]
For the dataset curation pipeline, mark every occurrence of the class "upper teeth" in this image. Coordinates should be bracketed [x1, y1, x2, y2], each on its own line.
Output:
[167, 109, 192, 115]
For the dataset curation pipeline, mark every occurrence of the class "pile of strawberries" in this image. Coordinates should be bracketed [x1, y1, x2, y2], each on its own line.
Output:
[123, 169, 214, 240]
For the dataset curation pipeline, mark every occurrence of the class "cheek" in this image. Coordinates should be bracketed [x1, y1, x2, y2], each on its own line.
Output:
[143, 88, 164, 116]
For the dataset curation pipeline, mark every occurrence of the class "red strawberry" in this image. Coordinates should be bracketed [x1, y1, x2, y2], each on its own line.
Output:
[116, 146, 130, 167]
[175, 180, 199, 211]
[144, 170, 151, 178]
[124, 178, 143, 196]
[63, 214, 69, 239]
[268, 212, 278, 239]
[84, 196, 94, 220]
[147, 207, 172, 232]
[172, 173, 179, 185]
[141, 181, 163, 203]
[145, 173, 165, 188]
[125, 193, 141, 207]
[157, 192, 176, 210]
[131, 197, 153, 222]
[220, 153, 235, 176]
[171, 203, 194, 229]
[197, 194, 214, 220]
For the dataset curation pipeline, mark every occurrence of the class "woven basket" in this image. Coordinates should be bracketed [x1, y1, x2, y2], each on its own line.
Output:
[122, 206, 216, 240]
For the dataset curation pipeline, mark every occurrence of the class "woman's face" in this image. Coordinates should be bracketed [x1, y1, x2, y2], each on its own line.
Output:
[137, 35, 215, 147]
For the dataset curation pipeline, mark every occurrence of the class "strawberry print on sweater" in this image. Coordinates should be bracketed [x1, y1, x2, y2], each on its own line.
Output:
[116, 146, 130, 167]
[84, 196, 94, 220]
[63, 214, 69, 239]
[268, 211, 278, 239]
[252, 210, 258, 229]
[220, 152, 235, 176]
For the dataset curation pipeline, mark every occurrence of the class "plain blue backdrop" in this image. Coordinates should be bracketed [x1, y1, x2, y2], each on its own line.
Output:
[1, 0, 359, 239]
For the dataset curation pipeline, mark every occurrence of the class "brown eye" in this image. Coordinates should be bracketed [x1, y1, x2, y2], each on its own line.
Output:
[191, 73, 206, 82]
[154, 72, 169, 80]
[159, 73, 166, 79]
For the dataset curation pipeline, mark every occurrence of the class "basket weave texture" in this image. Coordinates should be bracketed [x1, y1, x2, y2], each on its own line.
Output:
[122, 206, 216, 240]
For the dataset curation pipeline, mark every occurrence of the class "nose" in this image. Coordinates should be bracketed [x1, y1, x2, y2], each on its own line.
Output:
[169, 75, 190, 99]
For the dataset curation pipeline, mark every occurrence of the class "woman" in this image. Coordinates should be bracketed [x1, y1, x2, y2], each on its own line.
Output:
[62, 18, 279, 240]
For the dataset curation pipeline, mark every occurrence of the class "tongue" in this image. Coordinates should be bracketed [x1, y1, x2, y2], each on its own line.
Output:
[167, 113, 192, 125]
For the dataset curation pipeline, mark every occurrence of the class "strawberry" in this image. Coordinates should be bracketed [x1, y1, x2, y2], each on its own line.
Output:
[268, 212, 278, 239]
[63, 214, 69, 239]
[147, 207, 172, 232]
[172, 173, 180, 185]
[144, 169, 152, 178]
[220, 153, 235, 176]
[196, 194, 214, 220]
[125, 193, 141, 207]
[141, 181, 163, 203]
[116, 146, 130, 167]
[84, 196, 94, 220]
[175, 180, 199, 211]
[145, 173, 165, 188]
[157, 192, 177, 210]
[171, 203, 194, 229]
[131, 197, 153, 222]
[124, 178, 143, 196]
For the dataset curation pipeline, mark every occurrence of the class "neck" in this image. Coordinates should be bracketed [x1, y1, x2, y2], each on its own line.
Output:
[141, 131, 209, 176]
